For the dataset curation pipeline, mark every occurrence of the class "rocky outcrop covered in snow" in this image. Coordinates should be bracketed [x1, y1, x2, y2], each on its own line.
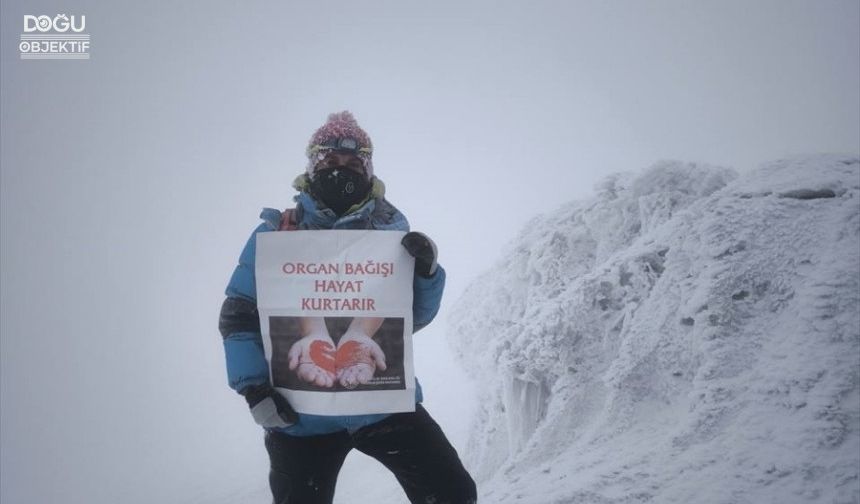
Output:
[449, 155, 860, 503]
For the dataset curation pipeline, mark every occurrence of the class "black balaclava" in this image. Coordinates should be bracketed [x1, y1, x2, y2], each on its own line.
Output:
[309, 166, 372, 216]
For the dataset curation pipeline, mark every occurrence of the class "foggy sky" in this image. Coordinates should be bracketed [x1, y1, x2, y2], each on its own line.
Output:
[2, 1, 858, 502]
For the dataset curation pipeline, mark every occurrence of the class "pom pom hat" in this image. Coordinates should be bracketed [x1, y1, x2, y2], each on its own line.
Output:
[306, 111, 374, 178]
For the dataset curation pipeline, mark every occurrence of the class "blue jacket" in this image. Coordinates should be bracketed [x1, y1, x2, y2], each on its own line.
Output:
[220, 191, 446, 436]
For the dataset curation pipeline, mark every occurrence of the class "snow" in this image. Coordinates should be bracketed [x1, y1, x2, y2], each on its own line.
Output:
[448, 154, 860, 503]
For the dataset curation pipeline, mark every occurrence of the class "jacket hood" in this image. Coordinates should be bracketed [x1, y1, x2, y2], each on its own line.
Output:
[292, 173, 386, 201]
[286, 174, 407, 232]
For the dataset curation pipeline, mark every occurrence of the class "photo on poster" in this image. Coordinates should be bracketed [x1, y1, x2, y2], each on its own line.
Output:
[270, 316, 406, 392]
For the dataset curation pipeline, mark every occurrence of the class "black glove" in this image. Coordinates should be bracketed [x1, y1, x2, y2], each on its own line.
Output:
[401, 231, 438, 278]
[241, 384, 298, 428]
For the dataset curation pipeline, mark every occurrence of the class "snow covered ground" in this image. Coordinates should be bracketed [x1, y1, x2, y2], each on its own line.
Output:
[449, 155, 860, 503]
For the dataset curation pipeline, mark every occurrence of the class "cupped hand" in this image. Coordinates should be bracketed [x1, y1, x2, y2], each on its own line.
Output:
[288, 335, 336, 388]
[335, 330, 387, 389]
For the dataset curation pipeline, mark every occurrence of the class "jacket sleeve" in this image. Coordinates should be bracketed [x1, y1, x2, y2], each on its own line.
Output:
[219, 223, 271, 393]
[412, 264, 446, 332]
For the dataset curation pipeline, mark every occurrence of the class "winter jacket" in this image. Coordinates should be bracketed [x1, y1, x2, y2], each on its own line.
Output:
[218, 188, 446, 436]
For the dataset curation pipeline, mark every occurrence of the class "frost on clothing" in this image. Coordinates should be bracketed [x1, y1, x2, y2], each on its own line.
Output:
[221, 192, 446, 437]
[449, 155, 860, 503]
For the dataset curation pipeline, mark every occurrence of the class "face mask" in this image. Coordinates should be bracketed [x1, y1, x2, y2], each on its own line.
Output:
[309, 166, 372, 216]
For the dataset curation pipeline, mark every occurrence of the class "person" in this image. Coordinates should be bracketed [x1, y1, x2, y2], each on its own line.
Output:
[218, 111, 477, 504]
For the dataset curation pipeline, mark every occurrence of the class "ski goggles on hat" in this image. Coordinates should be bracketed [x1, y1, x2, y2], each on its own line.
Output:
[308, 137, 372, 156]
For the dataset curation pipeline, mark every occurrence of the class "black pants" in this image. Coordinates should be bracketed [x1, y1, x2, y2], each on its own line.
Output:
[264, 404, 477, 504]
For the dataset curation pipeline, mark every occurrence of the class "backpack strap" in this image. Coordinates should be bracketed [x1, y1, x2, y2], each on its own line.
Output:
[279, 208, 298, 231]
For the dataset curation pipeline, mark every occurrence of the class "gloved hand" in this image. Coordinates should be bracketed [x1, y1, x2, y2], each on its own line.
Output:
[335, 328, 387, 389]
[288, 333, 337, 388]
[402, 231, 438, 277]
[242, 384, 298, 428]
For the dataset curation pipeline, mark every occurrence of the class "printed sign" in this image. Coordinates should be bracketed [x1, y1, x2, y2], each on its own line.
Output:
[255, 230, 415, 415]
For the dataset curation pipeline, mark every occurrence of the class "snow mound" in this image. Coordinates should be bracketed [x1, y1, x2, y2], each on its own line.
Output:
[448, 155, 860, 503]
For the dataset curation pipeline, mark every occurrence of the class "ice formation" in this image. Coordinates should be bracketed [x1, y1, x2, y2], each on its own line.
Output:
[449, 155, 860, 503]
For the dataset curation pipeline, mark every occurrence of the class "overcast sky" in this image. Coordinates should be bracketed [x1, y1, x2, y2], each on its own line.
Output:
[2, 1, 858, 503]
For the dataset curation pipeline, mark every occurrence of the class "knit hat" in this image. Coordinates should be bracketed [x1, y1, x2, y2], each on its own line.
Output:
[306, 111, 374, 178]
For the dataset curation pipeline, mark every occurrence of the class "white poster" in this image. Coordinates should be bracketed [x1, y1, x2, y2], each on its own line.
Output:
[255, 230, 415, 416]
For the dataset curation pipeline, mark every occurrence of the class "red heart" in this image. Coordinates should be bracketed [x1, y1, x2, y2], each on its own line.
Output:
[336, 340, 374, 368]
[309, 340, 335, 374]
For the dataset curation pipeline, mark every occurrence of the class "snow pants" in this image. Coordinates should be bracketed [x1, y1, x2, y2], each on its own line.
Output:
[264, 404, 477, 504]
